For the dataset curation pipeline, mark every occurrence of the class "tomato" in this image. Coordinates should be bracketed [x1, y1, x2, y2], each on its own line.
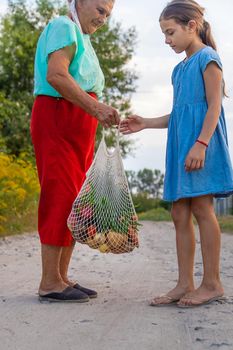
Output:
[87, 225, 97, 238]
[128, 226, 139, 247]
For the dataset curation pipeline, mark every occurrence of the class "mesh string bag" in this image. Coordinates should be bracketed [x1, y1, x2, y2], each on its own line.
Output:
[67, 130, 140, 254]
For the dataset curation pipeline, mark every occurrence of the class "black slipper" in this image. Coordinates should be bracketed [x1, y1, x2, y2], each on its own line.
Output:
[38, 286, 89, 303]
[73, 283, 98, 298]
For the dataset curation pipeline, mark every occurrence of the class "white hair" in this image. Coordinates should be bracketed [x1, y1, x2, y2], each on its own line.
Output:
[68, 0, 115, 32]
[68, 0, 82, 32]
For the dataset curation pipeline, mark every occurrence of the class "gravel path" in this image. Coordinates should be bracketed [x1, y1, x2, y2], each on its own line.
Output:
[1, 222, 233, 350]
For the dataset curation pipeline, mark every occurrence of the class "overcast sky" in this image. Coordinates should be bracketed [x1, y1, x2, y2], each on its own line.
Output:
[1, 0, 233, 173]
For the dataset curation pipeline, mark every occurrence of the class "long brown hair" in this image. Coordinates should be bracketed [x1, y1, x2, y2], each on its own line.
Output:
[159, 0, 227, 96]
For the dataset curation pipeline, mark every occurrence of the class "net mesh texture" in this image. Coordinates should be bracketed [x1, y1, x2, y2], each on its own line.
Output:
[67, 132, 140, 254]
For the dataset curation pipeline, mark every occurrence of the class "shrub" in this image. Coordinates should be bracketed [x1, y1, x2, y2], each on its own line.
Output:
[0, 153, 39, 235]
[132, 193, 161, 213]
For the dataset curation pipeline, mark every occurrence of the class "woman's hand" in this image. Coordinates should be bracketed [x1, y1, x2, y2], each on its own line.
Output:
[119, 115, 146, 134]
[185, 142, 206, 172]
[94, 102, 120, 128]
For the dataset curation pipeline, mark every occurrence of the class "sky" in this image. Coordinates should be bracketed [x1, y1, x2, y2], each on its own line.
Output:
[1, 0, 233, 174]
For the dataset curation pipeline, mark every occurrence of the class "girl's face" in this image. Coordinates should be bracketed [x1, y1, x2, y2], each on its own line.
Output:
[160, 18, 196, 54]
[77, 0, 114, 34]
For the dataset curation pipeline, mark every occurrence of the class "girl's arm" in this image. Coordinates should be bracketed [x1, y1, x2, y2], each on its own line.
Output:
[119, 114, 170, 135]
[197, 63, 222, 143]
[185, 62, 222, 172]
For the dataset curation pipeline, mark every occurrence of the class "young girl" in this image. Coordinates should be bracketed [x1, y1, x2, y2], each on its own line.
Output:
[120, 0, 233, 307]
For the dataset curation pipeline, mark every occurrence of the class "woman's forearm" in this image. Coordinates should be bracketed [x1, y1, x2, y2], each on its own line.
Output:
[47, 71, 99, 116]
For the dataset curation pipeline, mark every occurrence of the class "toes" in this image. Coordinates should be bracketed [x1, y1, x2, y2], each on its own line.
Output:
[149, 297, 164, 305]
[178, 297, 192, 307]
[149, 295, 178, 306]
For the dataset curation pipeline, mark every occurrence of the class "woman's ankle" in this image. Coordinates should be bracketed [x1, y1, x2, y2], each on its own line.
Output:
[39, 278, 68, 293]
[60, 276, 76, 286]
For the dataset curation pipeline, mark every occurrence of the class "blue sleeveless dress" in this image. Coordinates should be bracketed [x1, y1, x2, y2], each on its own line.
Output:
[164, 46, 233, 202]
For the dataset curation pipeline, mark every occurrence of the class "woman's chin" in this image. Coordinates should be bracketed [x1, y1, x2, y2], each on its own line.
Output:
[83, 26, 98, 35]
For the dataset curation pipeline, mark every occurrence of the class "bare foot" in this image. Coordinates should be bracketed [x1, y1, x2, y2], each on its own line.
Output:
[178, 284, 224, 307]
[150, 285, 194, 306]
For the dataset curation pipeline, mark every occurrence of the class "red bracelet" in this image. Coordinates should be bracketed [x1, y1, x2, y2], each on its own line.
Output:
[196, 139, 208, 148]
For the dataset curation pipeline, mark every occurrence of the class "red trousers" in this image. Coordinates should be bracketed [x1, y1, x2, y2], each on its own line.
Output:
[30, 95, 98, 246]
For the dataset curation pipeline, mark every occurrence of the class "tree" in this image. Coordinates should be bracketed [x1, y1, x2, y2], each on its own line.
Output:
[92, 22, 138, 156]
[0, 0, 69, 101]
[126, 168, 164, 198]
[137, 169, 164, 198]
[125, 170, 138, 194]
[0, 0, 138, 157]
[0, 92, 32, 156]
[92, 22, 137, 114]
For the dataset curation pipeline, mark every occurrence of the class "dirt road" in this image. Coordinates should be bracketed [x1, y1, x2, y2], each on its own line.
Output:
[1, 222, 233, 350]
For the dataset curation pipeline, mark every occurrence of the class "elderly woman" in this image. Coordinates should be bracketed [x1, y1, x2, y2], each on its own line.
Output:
[30, 0, 119, 302]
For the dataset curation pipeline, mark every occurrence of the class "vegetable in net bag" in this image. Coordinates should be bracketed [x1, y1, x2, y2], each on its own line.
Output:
[67, 130, 140, 254]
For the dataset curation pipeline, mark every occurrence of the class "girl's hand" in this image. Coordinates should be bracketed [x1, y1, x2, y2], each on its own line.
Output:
[119, 115, 146, 134]
[185, 142, 206, 172]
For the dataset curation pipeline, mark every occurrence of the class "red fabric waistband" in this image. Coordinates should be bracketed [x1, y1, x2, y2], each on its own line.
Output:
[36, 92, 97, 100]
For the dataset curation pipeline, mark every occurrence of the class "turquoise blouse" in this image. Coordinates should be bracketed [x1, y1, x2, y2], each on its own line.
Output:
[34, 16, 105, 99]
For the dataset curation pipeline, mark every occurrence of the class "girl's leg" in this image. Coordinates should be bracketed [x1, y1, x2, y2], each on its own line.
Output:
[151, 198, 195, 305]
[173, 198, 196, 290]
[178, 195, 224, 307]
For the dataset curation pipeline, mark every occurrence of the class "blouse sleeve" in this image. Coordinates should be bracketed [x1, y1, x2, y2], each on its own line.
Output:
[200, 48, 222, 74]
[45, 17, 78, 60]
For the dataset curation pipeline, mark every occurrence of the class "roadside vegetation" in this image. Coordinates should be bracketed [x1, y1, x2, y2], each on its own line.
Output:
[0, 153, 39, 236]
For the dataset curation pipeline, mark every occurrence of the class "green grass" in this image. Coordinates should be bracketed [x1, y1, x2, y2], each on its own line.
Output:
[138, 207, 171, 221]
[138, 208, 233, 234]
[217, 215, 233, 234]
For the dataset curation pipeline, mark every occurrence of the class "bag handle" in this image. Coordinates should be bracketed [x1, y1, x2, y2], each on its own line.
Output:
[102, 126, 120, 150]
